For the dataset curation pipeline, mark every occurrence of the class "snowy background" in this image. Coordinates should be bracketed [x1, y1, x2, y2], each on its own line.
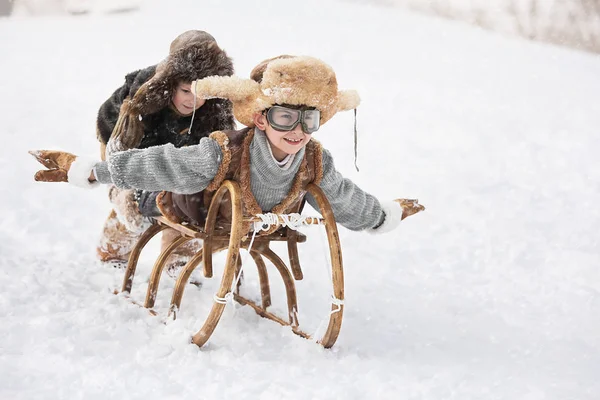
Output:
[1, 0, 600, 399]
[342, 0, 600, 54]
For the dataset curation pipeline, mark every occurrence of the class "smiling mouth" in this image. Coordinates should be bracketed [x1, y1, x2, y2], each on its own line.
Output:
[284, 138, 303, 145]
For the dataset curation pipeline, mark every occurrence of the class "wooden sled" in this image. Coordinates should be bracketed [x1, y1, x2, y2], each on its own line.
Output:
[118, 180, 345, 348]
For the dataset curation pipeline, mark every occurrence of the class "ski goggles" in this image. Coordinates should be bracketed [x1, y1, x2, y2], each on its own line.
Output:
[265, 106, 321, 134]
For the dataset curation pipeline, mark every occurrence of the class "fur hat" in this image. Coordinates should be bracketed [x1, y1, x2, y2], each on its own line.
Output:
[191, 55, 360, 127]
[130, 30, 234, 115]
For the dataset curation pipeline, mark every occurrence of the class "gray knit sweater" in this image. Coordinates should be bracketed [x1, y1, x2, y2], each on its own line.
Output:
[95, 129, 384, 231]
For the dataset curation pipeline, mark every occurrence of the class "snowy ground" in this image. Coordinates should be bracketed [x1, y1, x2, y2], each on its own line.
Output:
[1, 0, 600, 399]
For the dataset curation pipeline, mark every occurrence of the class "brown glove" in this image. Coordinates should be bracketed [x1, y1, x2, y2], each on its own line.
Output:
[394, 198, 425, 220]
[29, 150, 77, 182]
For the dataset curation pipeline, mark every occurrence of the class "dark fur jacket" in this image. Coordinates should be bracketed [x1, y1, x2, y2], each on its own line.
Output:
[96, 32, 236, 150]
[96, 65, 235, 149]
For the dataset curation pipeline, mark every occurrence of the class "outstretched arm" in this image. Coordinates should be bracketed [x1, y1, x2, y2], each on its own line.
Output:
[31, 137, 223, 195]
[306, 149, 424, 233]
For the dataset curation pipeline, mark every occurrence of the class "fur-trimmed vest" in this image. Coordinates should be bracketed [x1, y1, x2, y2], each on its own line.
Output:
[157, 127, 324, 233]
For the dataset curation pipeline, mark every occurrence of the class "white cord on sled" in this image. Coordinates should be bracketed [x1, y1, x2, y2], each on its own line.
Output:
[313, 295, 345, 342]
[213, 213, 308, 306]
[213, 293, 233, 305]
[213, 213, 329, 324]
[312, 223, 344, 342]
[213, 229, 259, 307]
[253, 213, 321, 232]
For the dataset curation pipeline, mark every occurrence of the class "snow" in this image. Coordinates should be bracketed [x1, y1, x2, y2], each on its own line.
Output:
[341, 0, 600, 54]
[12, 0, 142, 16]
[2, 0, 600, 398]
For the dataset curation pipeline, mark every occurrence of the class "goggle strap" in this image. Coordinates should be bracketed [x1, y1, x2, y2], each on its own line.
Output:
[353, 108, 359, 172]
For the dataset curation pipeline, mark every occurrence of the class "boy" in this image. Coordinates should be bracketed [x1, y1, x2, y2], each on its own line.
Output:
[93, 30, 235, 271]
[32, 55, 424, 234]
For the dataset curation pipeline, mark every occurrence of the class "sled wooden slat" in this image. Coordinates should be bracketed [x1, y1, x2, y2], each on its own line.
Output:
[233, 294, 311, 340]
[249, 250, 272, 308]
[153, 216, 310, 243]
[248, 242, 299, 326]
[117, 181, 345, 349]
[286, 229, 304, 280]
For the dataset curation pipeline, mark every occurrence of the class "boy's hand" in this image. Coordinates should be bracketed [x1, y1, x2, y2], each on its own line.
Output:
[29, 150, 77, 182]
[394, 198, 425, 220]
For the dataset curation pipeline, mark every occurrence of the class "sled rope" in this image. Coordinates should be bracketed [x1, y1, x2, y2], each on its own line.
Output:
[212, 294, 232, 305]
[213, 211, 341, 337]
[313, 295, 345, 342]
[213, 213, 321, 305]
[353, 108, 359, 172]
[253, 213, 322, 231]
[213, 229, 259, 306]
[213, 213, 319, 305]
[313, 225, 344, 342]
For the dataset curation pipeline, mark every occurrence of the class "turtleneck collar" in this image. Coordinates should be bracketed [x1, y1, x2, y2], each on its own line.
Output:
[251, 127, 305, 179]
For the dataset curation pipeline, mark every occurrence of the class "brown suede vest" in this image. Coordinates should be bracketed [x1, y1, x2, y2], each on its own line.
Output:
[157, 127, 323, 233]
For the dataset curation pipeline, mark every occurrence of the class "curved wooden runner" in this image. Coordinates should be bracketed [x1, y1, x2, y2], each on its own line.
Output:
[117, 180, 345, 349]
[190, 181, 243, 347]
[121, 223, 167, 294]
[305, 183, 345, 348]
[144, 235, 193, 309]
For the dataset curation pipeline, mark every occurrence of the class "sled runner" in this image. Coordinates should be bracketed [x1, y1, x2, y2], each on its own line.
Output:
[118, 180, 345, 348]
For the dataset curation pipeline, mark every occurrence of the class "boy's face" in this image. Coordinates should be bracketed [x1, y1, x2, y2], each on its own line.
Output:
[253, 108, 313, 162]
[172, 82, 206, 116]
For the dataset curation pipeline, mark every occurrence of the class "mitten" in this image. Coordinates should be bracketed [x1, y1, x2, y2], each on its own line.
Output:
[372, 198, 425, 234]
[30, 150, 76, 182]
[395, 198, 425, 220]
[30, 150, 99, 188]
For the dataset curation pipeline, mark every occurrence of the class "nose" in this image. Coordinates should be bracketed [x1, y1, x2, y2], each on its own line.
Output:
[291, 123, 306, 135]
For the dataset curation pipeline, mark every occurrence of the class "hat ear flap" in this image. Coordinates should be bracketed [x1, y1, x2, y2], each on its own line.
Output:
[228, 96, 274, 128]
[336, 90, 360, 112]
[192, 76, 260, 102]
[130, 76, 172, 115]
